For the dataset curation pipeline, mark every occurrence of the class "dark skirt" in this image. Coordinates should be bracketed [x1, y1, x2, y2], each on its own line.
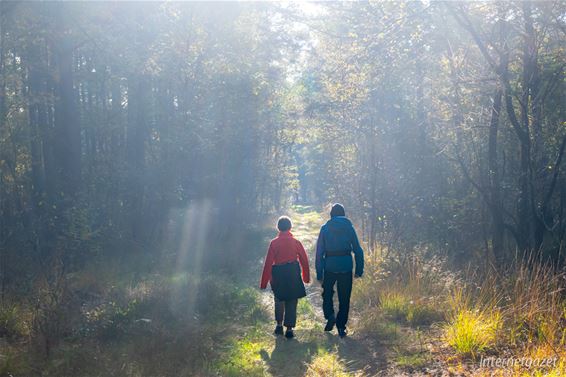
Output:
[270, 261, 306, 301]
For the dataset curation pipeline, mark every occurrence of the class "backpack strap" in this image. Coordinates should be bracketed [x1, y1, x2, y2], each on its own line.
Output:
[325, 249, 351, 257]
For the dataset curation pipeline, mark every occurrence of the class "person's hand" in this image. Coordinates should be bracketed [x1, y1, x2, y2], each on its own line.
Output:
[317, 279, 323, 286]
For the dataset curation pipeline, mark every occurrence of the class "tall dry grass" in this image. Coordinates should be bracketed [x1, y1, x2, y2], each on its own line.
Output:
[501, 254, 565, 351]
[443, 254, 566, 374]
[352, 247, 456, 330]
[352, 245, 566, 369]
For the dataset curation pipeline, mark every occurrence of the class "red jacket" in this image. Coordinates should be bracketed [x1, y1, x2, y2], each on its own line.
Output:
[260, 231, 310, 289]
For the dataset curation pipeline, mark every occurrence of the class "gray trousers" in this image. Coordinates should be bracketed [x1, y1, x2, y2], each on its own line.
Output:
[274, 297, 298, 327]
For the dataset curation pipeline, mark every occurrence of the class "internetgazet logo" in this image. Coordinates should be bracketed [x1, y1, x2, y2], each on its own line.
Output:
[479, 356, 559, 369]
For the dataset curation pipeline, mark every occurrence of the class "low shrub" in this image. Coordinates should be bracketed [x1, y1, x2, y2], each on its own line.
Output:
[0, 344, 30, 376]
[406, 301, 443, 326]
[380, 291, 410, 321]
[0, 304, 30, 339]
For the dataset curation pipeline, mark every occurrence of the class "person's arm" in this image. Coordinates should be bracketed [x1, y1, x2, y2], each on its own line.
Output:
[315, 227, 325, 281]
[260, 242, 275, 289]
[351, 226, 364, 277]
[296, 240, 310, 283]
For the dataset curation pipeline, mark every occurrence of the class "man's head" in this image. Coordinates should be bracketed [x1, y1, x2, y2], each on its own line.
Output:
[330, 203, 345, 218]
[277, 216, 292, 232]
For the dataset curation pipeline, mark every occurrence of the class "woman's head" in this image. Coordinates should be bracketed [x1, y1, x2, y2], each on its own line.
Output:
[277, 216, 292, 232]
[330, 203, 345, 218]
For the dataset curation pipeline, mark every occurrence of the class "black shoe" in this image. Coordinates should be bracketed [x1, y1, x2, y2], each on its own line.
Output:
[285, 329, 294, 339]
[324, 318, 336, 332]
[337, 327, 347, 338]
[274, 325, 283, 335]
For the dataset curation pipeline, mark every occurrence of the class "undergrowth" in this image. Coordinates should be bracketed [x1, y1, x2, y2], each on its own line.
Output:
[351, 245, 566, 375]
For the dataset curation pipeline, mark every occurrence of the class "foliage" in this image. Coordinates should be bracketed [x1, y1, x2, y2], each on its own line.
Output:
[0, 304, 31, 339]
[299, 1, 566, 261]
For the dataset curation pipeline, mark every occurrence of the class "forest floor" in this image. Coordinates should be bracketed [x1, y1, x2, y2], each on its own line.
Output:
[3, 207, 564, 377]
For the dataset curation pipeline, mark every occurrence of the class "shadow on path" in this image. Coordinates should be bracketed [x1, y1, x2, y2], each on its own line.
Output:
[328, 333, 390, 376]
[260, 336, 319, 377]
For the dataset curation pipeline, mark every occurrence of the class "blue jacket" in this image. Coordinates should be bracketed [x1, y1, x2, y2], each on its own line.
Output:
[315, 216, 364, 280]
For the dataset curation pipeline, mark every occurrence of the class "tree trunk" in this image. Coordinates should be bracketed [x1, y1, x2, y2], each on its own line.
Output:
[53, 4, 81, 200]
[126, 75, 149, 242]
[488, 88, 504, 262]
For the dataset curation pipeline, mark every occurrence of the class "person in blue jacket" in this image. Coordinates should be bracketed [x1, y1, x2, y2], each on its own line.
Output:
[315, 203, 364, 338]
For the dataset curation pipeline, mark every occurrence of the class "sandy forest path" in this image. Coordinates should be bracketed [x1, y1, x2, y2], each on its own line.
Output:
[219, 206, 450, 377]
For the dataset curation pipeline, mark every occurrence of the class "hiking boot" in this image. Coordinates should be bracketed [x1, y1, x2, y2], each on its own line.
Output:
[285, 328, 294, 339]
[274, 325, 284, 335]
[337, 327, 347, 338]
[324, 318, 336, 332]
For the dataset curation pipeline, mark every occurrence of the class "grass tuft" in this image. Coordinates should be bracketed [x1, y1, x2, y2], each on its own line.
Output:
[394, 351, 429, 369]
[380, 291, 409, 321]
[306, 349, 351, 377]
[212, 326, 268, 377]
[356, 311, 399, 340]
[444, 309, 501, 356]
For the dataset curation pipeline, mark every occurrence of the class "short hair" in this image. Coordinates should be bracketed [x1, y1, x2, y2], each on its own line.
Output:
[277, 216, 292, 232]
[330, 203, 345, 217]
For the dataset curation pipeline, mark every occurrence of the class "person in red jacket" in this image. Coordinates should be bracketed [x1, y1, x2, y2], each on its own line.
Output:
[260, 216, 310, 338]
